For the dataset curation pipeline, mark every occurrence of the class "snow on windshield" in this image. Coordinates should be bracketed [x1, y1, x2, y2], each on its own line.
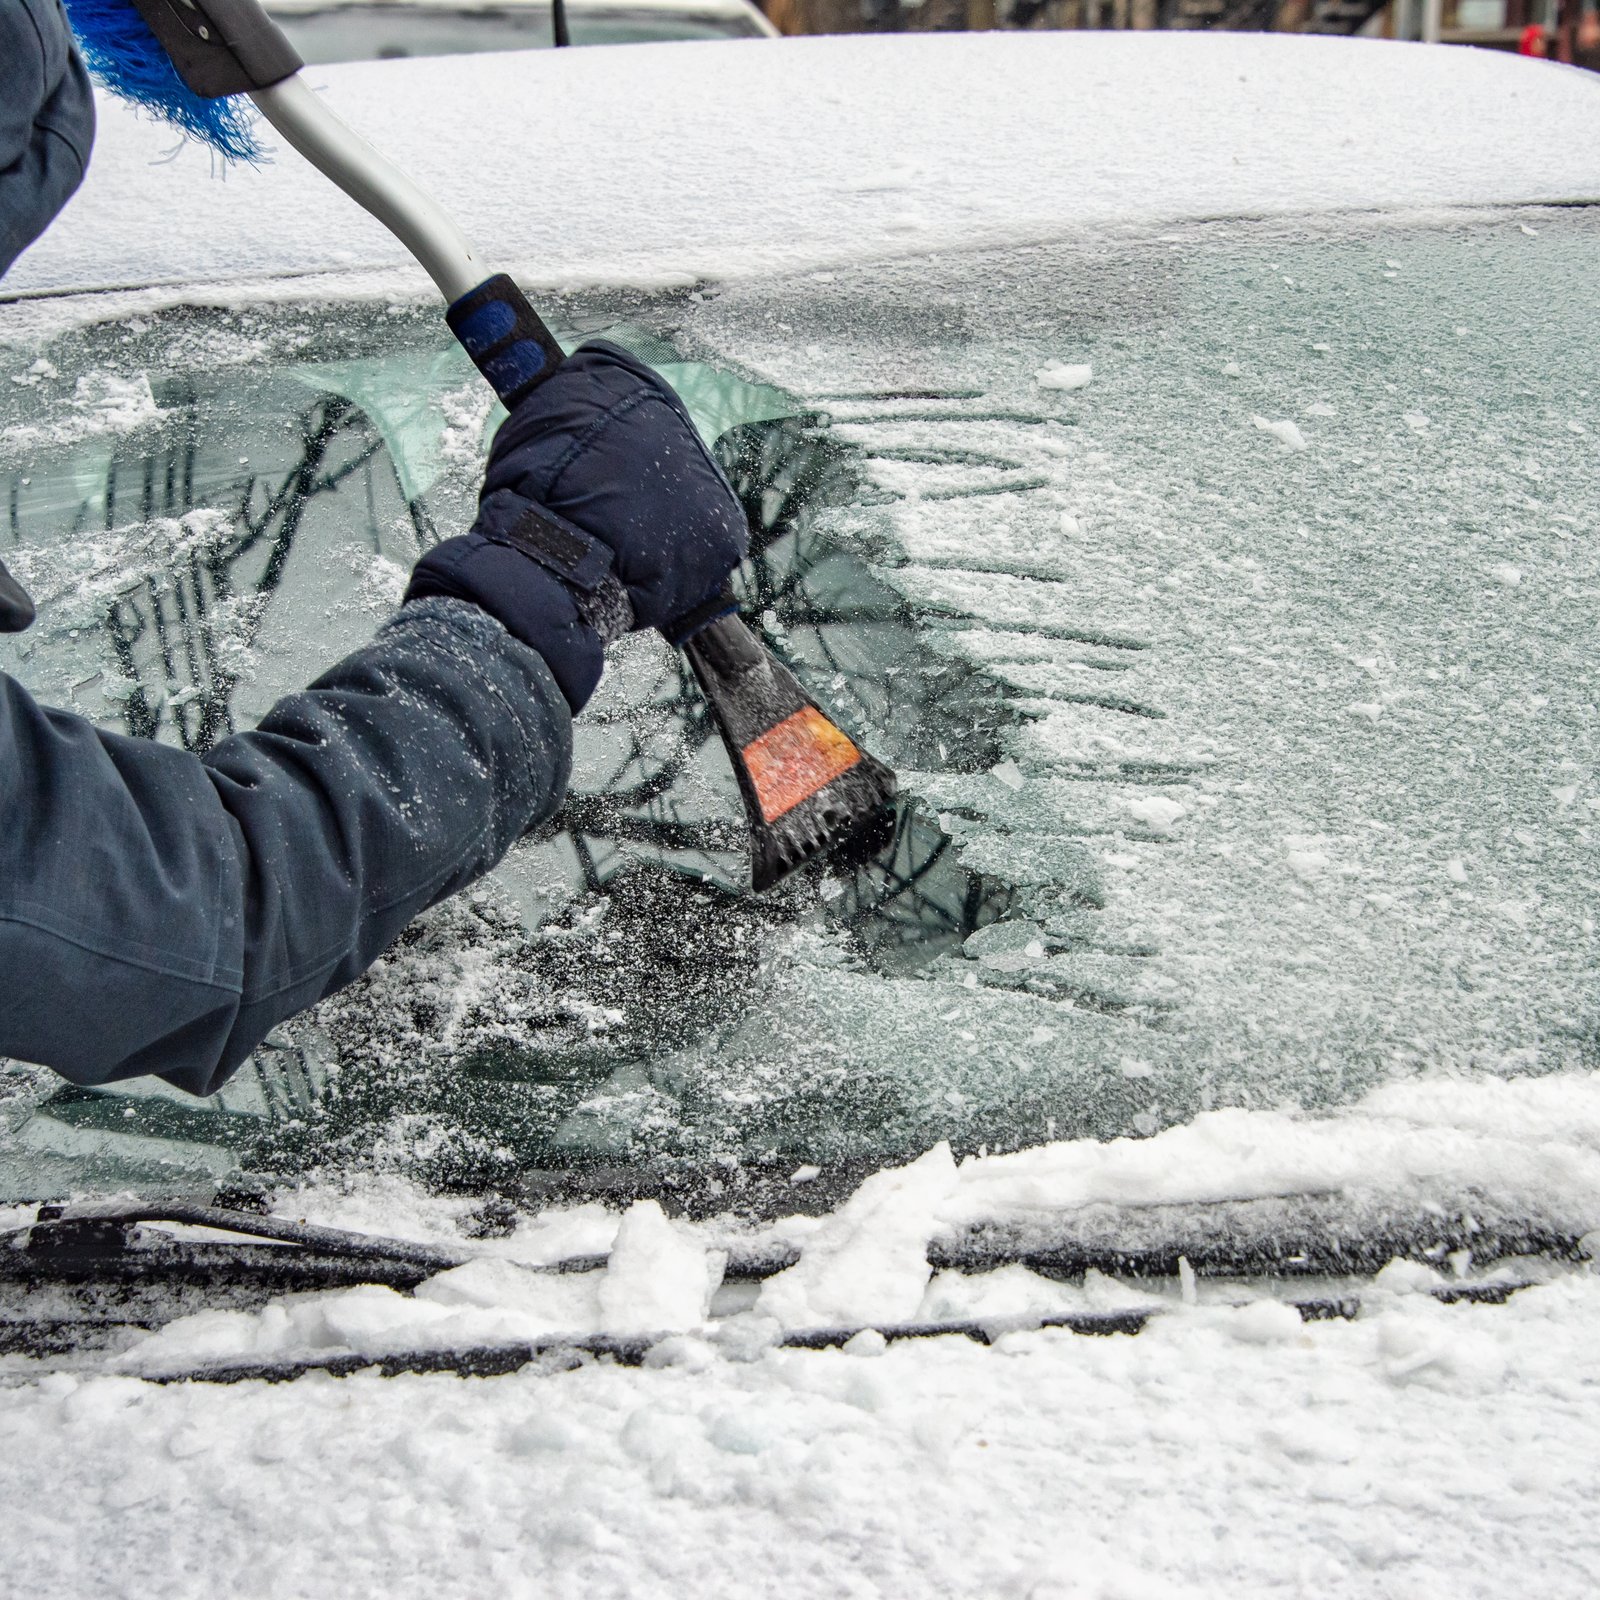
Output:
[671, 209, 1600, 1160]
[1, 209, 1597, 1217]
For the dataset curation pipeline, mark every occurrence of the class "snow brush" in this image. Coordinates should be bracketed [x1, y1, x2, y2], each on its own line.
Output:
[62, 0, 895, 893]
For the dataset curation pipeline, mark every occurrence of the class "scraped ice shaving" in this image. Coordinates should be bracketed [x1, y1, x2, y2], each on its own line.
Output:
[1125, 795, 1186, 834]
[5, 371, 165, 449]
[1286, 848, 1332, 880]
[1035, 361, 1093, 392]
[1252, 415, 1307, 452]
[938, 1071, 1600, 1233]
[7, 509, 233, 621]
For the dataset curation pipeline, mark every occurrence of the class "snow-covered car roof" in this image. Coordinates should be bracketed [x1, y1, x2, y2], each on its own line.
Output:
[7, 31, 1600, 303]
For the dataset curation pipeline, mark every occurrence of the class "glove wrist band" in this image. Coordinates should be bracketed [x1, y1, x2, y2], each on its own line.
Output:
[479, 495, 635, 644]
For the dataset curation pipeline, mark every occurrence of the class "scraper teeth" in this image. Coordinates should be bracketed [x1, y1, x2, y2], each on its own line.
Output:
[750, 754, 898, 893]
[681, 612, 898, 894]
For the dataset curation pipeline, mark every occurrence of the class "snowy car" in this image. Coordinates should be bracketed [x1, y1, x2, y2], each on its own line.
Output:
[3, 29, 1600, 1593]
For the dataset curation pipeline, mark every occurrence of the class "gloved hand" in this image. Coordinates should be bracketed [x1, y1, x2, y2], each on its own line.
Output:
[405, 341, 749, 713]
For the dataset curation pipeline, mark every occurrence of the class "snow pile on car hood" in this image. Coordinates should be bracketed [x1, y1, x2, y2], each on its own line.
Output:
[8, 31, 1600, 300]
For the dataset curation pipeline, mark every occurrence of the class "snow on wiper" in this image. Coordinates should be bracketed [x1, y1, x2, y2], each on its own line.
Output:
[0, 1183, 1580, 1383]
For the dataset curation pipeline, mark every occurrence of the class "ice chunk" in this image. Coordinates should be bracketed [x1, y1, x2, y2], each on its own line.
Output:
[1035, 361, 1093, 392]
[413, 1257, 601, 1335]
[597, 1199, 720, 1335]
[1402, 411, 1430, 433]
[990, 758, 1026, 790]
[1227, 1299, 1303, 1344]
[71, 372, 162, 431]
[1252, 415, 1307, 452]
[1373, 1257, 1444, 1295]
[1222, 360, 1244, 377]
[1488, 562, 1523, 586]
[1305, 400, 1336, 417]
[757, 1143, 958, 1328]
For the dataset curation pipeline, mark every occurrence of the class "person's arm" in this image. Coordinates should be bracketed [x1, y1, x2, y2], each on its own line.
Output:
[1, 340, 747, 1095]
[0, 599, 571, 1095]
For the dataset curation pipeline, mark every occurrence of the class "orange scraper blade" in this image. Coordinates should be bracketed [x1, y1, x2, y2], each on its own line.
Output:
[742, 707, 863, 824]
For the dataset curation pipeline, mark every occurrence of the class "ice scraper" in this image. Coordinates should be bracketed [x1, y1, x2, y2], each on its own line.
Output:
[63, 0, 895, 892]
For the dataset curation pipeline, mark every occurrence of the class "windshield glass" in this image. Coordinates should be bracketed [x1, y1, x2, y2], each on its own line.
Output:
[2, 208, 1596, 1213]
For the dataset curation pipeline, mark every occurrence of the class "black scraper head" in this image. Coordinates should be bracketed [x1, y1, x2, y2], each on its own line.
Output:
[682, 613, 897, 894]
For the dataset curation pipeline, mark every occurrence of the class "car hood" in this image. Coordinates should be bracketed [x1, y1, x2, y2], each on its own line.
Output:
[6, 31, 1600, 302]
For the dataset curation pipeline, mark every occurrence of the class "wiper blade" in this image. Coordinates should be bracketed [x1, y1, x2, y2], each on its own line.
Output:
[16, 1200, 468, 1277]
[0, 1201, 481, 1359]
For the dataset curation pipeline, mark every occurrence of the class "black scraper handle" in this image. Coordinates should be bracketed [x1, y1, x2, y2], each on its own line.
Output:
[446, 275, 570, 411]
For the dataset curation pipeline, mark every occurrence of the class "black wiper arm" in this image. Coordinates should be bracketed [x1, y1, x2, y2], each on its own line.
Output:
[21, 1200, 468, 1277]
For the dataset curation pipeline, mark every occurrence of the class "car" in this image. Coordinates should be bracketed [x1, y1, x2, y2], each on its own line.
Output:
[3, 27, 1600, 1592]
[265, 0, 778, 61]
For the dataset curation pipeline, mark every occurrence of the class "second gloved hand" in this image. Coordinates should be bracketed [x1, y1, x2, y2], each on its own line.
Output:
[405, 341, 750, 713]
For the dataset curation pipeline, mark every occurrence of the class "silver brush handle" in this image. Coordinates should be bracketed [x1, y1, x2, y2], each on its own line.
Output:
[251, 76, 486, 302]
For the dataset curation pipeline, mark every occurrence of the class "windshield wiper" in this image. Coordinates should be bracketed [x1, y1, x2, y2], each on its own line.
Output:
[0, 1195, 1572, 1377]
[0, 1201, 484, 1360]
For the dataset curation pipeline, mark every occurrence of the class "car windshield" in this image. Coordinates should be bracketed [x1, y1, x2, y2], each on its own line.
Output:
[2, 207, 1596, 1216]
[266, 1, 770, 58]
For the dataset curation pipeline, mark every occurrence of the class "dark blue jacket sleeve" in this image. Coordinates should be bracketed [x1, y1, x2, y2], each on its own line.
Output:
[0, 598, 572, 1096]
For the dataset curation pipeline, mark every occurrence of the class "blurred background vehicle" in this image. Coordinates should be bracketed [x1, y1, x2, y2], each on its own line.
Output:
[762, 0, 1597, 72]
[267, 0, 776, 60]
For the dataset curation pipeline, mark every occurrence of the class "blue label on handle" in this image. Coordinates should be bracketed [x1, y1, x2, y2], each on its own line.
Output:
[455, 298, 518, 357]
[483, 340, 551, 397]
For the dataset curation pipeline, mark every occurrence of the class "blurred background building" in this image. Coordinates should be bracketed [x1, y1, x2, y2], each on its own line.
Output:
[762, 0, 1598, 68]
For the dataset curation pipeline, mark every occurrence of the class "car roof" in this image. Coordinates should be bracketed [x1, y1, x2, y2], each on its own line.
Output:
[7, 32, 1600, 304]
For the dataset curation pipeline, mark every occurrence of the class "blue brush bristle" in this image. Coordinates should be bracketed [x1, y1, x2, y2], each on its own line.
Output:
[62, 0, 266, 163]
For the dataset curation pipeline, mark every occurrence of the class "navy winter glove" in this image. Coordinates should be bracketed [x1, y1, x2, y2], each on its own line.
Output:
[405, 341, 750, 713]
